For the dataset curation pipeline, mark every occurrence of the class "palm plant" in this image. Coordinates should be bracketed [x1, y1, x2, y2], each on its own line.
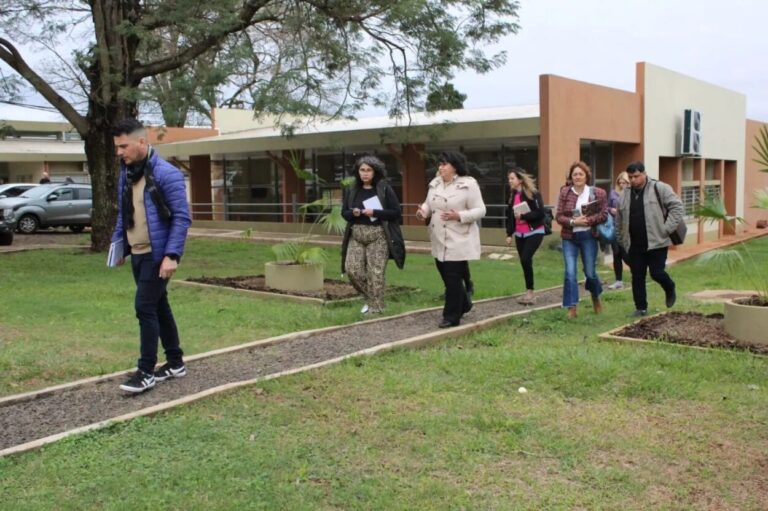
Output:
[269, 152, 351, 265]
[694, 124, 768, 304]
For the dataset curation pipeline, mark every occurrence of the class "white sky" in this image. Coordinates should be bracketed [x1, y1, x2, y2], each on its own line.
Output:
[2, 0, 766, 123]
[445, 0, 767, 121]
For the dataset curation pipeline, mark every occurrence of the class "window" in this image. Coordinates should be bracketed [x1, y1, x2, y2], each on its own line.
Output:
[54, 188, 75, 201]
[77, 188, 92, 200]
[681, 186, 700, 216]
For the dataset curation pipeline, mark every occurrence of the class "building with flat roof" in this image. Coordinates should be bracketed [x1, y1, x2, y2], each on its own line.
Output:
[158, 62, 767, 244]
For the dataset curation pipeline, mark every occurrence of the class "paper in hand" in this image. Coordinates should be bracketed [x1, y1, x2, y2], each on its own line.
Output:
[513, 201, 531, 215]
[362, 195, 383, 222]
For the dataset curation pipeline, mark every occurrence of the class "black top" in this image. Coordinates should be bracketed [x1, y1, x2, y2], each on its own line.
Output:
[342, 185, 400, 226]
[505, 190, 545, 236]
[629, 183, 648, 250]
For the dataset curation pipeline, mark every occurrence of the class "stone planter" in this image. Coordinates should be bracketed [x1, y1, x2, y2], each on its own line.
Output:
[264, 261, 324, 292]
[724, 298, 768, 346]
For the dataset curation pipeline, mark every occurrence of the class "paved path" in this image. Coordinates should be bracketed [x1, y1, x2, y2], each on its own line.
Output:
[0, 285, 579, 457]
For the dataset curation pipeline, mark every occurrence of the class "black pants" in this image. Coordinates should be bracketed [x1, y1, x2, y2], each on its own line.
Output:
[435, 259, 471, 324]
[514, 233, 544, 290]
[131, 253, 184, 373]
[628, 246, 675, 311]
[611, 241, 624, 281]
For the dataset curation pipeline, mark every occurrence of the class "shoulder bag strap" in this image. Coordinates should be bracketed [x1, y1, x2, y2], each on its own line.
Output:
[652, 181, 668, 221]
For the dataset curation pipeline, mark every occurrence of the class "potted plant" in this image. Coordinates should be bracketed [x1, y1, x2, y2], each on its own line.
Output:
[264, 154, 352, 292]
[694, 124, 768, 344]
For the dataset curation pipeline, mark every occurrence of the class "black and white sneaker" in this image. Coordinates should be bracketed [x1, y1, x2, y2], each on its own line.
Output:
[154, 363, 187, 382]
[119, 370, 156, 393]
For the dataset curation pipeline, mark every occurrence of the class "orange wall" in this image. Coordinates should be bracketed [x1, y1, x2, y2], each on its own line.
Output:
[745, 119, 768, 227]
[150, 127, 219, 145]
[539, 75, 642, 204]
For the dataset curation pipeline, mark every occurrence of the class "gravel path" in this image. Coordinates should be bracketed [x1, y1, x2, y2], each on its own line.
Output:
[0, 287, 567, 451]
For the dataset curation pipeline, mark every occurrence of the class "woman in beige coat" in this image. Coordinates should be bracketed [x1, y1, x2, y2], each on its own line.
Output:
[416, 151, 486, 328]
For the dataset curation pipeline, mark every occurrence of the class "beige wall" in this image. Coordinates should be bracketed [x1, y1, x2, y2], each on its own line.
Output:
[640, 63, 747, 218]
[539, 74, 642, 204]
[745, 120, 768, 228]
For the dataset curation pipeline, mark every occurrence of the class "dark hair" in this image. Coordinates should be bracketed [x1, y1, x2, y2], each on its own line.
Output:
[626, 160, 646, 174]
[568, 161, 592, 182]
[438, 151, 468, 176]
[352, 155, 387, 187]
[112, 118, 145, 137]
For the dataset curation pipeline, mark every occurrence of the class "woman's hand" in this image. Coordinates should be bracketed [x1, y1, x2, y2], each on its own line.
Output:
[352, 208, 361, 217]
[514, 211, 522, 220]
[415, 206, 426, 220]
[572, 215, 589, 227]
[362, 208, 374, 217]
[440, 209, 460, 221]
[609, 207, 617, 216]
[505, 236, 513, 246]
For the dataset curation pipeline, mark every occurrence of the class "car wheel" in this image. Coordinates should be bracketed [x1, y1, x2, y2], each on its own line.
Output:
[0, 231, 12, 246]
[17, 214, 39, 234]
[69, 225, 85, 233]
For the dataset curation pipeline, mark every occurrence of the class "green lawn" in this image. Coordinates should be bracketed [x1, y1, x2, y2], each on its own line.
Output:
[1, 236, 766, 510]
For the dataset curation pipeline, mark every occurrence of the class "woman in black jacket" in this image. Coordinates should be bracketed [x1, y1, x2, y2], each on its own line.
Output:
[341, 155, 404, 314]
[505, 168, 546, 304]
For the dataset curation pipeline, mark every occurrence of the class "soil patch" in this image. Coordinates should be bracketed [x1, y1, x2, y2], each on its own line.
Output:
[187, 275, 415, 301]
[614, 311, 768, 355]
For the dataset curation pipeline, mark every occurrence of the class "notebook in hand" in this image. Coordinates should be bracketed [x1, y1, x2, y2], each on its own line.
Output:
[580, 200, 601, 217]
[512, 201, 531, 215]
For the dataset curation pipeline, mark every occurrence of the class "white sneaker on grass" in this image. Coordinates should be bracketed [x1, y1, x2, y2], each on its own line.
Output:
[360, 304, 370, 314]
[608, 281, 624, 290]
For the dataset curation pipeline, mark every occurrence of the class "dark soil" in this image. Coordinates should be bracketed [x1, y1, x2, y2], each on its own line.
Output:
[188, 275, 414, 300]
[615, 311, 768, 355]
[733, 295, 768, 307]
[0, 287, 565, 451]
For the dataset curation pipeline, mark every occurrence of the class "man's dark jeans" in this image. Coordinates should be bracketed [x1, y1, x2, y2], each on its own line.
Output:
[131, 253, 183, 373]
[628, 245, 675, 311]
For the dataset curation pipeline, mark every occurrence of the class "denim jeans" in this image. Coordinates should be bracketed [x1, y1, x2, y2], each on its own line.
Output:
[562, 231, 602, 308]
[131, 253, 184, 373]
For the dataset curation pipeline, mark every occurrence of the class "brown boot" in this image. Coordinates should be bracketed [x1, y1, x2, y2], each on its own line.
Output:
[567, 306, 578, 319]
[592, 296, 603, 314]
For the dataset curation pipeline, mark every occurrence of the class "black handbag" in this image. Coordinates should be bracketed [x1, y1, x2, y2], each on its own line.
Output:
[653, 182, 687, 245]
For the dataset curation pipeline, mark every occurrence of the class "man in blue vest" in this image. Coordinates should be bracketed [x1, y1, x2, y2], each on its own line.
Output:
[111, 119, 192, 393]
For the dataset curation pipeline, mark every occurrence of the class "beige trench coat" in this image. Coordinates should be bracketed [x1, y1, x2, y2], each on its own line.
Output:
[419, 175, 486, 261]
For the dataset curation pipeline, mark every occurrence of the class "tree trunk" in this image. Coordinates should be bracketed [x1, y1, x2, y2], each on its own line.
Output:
[85, 125, 119, 252]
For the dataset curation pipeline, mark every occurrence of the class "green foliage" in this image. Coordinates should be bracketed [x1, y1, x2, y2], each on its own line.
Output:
[425, 82, 467, 112]
[694, 189, 768, 303]
[753, 124, 768, 172]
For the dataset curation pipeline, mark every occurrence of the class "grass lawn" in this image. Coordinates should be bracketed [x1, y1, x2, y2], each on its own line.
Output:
[0, 236, 766, 509]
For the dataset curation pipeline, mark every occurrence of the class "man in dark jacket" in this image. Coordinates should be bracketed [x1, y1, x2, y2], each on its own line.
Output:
[616, 161, 685, 317]
[111, 119, 192, 393]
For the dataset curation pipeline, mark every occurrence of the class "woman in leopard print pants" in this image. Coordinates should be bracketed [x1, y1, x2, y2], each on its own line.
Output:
[341, 156, 403, 314]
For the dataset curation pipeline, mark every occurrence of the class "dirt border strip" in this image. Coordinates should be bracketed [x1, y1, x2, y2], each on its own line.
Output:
[0, 300, 559, 458]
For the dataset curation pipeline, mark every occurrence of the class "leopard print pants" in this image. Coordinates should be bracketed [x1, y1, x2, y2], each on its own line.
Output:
[345, 224, 389, 312]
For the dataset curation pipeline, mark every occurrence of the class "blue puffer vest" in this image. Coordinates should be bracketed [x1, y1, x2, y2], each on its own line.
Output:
[111, 148, 191, 263]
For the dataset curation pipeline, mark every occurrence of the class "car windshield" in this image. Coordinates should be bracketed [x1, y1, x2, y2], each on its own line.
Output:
[18, 186, 58, 199]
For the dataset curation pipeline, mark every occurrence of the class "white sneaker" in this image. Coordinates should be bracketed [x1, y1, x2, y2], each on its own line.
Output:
[360, 304, 370, 314]
[608, 281, 624, 290]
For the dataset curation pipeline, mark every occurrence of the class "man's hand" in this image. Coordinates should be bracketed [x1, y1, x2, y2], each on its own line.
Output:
[159, 256, 178, 280]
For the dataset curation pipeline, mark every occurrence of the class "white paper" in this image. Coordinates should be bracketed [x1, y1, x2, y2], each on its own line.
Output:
[362, 195, 383, 222]
[107, 239, 124, 268]
[513, 201, 531, 215]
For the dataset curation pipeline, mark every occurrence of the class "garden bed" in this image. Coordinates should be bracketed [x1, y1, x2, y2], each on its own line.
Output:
[602, 311, 768, 355]
[184, 275, 416, 304]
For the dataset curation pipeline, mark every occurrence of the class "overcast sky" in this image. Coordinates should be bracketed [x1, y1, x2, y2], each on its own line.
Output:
[2, 0, 766, 123]
[445, 0, 767, 121]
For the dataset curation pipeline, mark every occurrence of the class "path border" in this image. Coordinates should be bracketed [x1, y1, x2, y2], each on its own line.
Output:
[0, 295, 561, 458]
